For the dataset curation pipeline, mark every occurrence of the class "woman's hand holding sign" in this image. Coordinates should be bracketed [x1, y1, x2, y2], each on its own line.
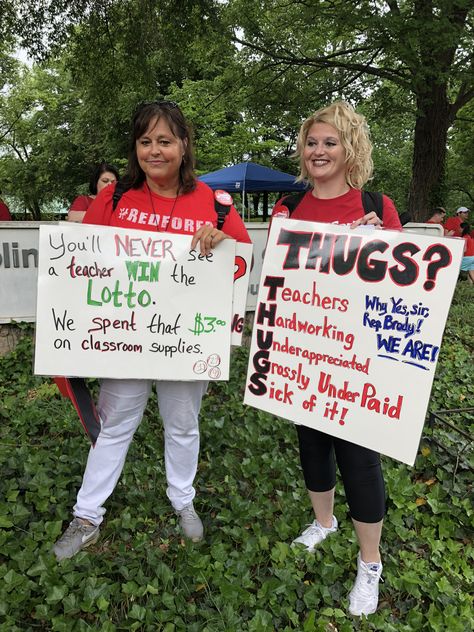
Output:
[191, 226, 230, 256]
[351, 211, 383, 229]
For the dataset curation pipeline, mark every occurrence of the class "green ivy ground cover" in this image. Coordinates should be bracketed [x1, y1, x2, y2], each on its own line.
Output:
[0, 284, 472, 631]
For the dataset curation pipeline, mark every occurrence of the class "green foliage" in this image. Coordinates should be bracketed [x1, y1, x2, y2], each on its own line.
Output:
[2, 1, 473, 219]
[0, 283, 472, 630]
[0, 61, 92, 218]
[226, 0, 474, 216]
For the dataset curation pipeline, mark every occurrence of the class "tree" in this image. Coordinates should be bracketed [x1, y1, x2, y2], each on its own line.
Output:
[1, 1, 239, 216]
[0, 62, 87, 218]
[228, 0, 474, 219]
[445, 99, 474, 210]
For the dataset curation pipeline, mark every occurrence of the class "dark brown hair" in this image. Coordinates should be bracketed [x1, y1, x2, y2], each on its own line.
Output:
[124, 101, 196, 194]
[89, 162, 120, 195]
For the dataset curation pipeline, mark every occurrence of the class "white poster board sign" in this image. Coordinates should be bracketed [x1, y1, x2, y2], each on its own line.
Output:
[231, 242, 253, 344]
[34, 223, 237, 380]
[0, 223, 43, 323]
[244, 219, 464, 465]
[245, 223, 268, 310]
[0, 223, 254, 327]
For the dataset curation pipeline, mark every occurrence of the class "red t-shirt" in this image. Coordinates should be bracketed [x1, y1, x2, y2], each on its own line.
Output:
[271, 188, 401, 230]
[83, 180, 251, 243]
[0, 198, 11, 220]
[444, 216, 463, 237]
[69, 195, 94, 213]
[463, 234, 474, 256]
[84, 180, 251, 243]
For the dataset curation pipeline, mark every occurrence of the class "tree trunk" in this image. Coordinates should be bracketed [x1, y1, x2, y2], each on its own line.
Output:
[407, 86, 451, 221]
[29, 199, 42, 221]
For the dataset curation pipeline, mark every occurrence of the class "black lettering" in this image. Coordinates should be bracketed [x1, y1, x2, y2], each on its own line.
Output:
[357, 239, 389, 282]
[389, 242, 420, 286]
[277, 228, 312, 269]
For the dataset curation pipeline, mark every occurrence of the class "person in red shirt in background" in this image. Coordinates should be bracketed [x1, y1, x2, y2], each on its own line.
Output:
[426, 207, 454, 236]
[273, 101, 401, 618]
[0, 193, 12, 220]
[53, 100, 251, 562]
[460, 222, 474, 283]
[444, 206, 470, 237]
[67, 162, 120, 223]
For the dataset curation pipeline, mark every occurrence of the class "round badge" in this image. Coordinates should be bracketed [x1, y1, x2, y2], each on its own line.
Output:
[273, 207, 290, 218]
[193, 360, 207, 374]
[207, 353, 221, 367]
[214, 190, 233, 206]
[208, 366, 221, 379]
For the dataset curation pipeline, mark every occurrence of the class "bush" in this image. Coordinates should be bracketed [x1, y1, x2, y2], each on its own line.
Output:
[0, 283, 472, 631]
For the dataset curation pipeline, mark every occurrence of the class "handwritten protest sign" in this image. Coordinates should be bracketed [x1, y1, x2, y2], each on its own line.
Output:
[231, 242, 253, 345]
[244, 218, 464, 465]
[34, 223, 237, 381]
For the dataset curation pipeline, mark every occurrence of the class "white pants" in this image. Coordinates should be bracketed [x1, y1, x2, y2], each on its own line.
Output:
[73, 378, 208, 526]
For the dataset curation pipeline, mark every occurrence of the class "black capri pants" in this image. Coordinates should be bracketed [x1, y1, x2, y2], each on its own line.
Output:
[296, 424, 385, 523]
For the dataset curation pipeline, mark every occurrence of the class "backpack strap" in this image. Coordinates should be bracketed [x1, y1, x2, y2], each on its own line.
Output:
[215, 201, 231, 229]
[282, 191, 307, 217]
[112, 181, 131, 212]
[213, 189, 233, 229]
[361, 190, 384, 221]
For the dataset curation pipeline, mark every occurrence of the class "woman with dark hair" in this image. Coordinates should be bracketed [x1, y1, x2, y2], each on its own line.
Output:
[53, 101, 251, 560]
[67, 162, 120, 223]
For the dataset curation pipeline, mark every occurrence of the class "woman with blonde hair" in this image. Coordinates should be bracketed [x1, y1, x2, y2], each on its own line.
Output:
[272, 101, 401, 617]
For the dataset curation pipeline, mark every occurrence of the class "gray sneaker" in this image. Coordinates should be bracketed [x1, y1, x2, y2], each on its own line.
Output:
[176, 502, 204, 542]
[53, 518, 100, 560]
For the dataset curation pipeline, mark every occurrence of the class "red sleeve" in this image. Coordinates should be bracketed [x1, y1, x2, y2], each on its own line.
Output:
[444, 217, 461, 236]
[464, 235, 474, 256]
[267, 196, 293, 239]
[0, 199, 11, 220]
[69, 195, 93, 213]
[381, 195, 402, 230]
[83, 185, 115, 226]
[271, 196, 292, 220]
[222, 206, 252, 243]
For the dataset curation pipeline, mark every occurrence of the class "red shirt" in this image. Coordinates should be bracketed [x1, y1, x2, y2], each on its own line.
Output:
[69, 195, 94, 213]
[444, 216, 463, 237]
[272, 188, 401, 230]
[84, 180, 251, 243]
[463, 234, 474, 256]
[0, 198, 11, 220]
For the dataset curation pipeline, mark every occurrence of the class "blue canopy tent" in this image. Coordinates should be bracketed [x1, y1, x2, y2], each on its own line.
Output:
[199, 161, 307, 220]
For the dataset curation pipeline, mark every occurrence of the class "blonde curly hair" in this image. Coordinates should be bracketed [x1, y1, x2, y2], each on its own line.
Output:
[295, 101, 373, 190]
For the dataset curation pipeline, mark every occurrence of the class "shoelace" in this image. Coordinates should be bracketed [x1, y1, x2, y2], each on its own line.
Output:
[298, 522, 331, 541]
[61, 524, 87, 542]
[62, 521, 94, 542]
[354, 567, 383, 598]
[179, 506, 198, 520]
[305, 519, 335, 533]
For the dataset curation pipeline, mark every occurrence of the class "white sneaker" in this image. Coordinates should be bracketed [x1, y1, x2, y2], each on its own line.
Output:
[291, 516, 338, 552]
[176, 502, 204, 542]
[348, 554, 383, 616]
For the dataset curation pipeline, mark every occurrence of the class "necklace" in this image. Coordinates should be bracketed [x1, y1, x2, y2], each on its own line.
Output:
[146, 182, 180, 232]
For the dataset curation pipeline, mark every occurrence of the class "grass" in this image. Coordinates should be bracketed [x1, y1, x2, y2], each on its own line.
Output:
[0, 283, 472, 631]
